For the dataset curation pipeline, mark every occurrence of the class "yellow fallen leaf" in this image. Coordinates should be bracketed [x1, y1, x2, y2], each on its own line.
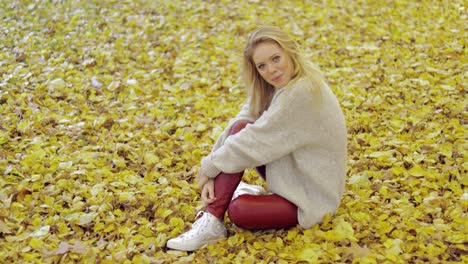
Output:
[78, 213, 97, 225]
[29, 238, 45, 251]
[445, 233, 467, 244]
[384, 238, 402, 255]
[144, 153, 159, 166]
[408, 166, 426, 177]
[297, 246, 321, 262]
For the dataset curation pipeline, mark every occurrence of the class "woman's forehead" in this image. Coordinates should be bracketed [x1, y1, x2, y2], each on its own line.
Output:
[252, 41, 283, 62]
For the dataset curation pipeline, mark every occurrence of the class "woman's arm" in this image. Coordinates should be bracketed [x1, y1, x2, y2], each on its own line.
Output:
[201, 84, 322, 178]
[210, 101, 256, 152]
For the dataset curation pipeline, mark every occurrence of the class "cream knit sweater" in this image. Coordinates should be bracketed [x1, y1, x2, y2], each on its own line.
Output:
[200, 79, 347, 229]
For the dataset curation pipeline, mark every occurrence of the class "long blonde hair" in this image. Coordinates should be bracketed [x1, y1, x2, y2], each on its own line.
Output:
[242, 25, 325, 118]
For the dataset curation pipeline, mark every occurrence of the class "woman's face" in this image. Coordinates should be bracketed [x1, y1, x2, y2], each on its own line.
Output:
[252, 41, 294, 89]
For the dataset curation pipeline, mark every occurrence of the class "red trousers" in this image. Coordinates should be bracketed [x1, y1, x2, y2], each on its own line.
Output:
[206, 121, 298, 230]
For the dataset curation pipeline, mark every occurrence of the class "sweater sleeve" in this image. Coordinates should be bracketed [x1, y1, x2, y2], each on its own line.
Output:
[200, 83, 322, 178]
[210, 101, 256, 153]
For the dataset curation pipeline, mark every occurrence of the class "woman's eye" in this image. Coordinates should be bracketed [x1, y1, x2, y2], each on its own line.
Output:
[258, 64, 265, 70]
[273, 56, 280, 62]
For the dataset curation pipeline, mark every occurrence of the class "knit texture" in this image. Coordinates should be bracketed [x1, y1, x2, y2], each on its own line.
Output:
[200, 79, 347, 229]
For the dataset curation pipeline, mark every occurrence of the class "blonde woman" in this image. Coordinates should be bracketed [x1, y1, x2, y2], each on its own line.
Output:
[167, 26, 347, 251]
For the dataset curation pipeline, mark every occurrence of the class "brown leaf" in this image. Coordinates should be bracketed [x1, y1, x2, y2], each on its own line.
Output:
[70, 241, 89, 254]
[344, 242, 372, 258]
[45, 241, 89, 257]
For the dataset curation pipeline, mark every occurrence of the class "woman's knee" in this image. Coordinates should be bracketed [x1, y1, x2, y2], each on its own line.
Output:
[227, 196, 251, 229]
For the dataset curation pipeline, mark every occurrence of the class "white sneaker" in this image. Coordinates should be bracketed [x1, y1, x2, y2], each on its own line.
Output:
[166, 211, 227, 251]
[232, 181, 267, 200]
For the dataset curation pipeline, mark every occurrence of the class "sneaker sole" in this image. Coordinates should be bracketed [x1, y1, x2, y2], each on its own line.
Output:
[167, 238, 222, 251]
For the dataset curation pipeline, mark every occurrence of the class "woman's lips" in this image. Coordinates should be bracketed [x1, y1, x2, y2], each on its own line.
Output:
[272, 74, 282, 83]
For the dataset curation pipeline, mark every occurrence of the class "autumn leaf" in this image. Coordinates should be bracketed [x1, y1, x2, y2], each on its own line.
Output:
[45, 241, 90, 257]
[344, 242, 372, 259]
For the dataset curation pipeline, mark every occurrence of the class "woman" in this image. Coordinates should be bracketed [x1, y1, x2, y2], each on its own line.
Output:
[167, 25, 347, 251]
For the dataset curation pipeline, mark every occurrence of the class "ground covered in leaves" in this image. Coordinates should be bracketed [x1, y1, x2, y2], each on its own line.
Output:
[0, 0, 466, 263]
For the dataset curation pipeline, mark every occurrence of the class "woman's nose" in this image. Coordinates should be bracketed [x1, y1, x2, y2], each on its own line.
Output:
[267, 64, 276, 74]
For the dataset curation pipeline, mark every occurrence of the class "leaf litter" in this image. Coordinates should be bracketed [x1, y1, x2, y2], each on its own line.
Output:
[0, 0, 466, 263]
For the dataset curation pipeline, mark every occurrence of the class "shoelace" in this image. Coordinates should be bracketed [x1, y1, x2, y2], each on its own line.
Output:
[191, 211, 208, 230]
[193, 211, 224, 237]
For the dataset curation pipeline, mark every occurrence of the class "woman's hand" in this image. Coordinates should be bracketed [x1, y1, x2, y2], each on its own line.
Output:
[201, 179, 216, 205]
[196, 170, 210, 190]
[197, 170, 216, 205]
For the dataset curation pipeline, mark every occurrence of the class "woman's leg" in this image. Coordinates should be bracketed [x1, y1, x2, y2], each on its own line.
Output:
[227, 194, 298, 229]
[205, 120, 251, 219]
[167, 120, 258, 251]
